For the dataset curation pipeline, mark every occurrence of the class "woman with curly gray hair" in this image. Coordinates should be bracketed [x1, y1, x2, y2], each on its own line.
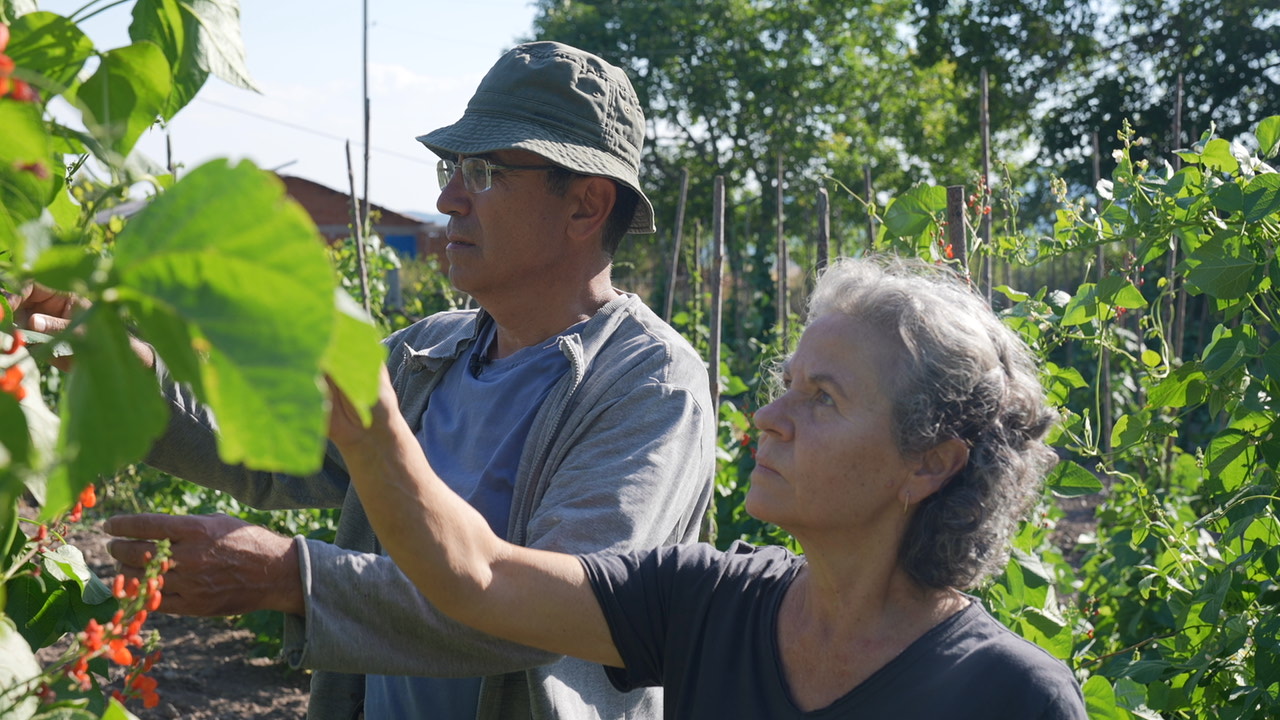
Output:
[328, 255, 1086, 719]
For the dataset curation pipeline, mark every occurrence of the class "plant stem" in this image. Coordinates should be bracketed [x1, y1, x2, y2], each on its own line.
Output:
[71, 0, 132, 23]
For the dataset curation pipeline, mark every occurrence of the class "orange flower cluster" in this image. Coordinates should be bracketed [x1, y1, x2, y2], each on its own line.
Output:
[62, 566, 168, 709]
[2, 303, 28, 401]
[0, 23, 35, 101]
[66, 483, 98, 523]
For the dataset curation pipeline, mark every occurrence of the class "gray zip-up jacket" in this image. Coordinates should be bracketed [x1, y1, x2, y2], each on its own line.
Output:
[145, 291, 716, 720]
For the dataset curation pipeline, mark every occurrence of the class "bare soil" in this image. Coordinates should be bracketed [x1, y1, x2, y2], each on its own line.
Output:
[36, 518, 310, 719]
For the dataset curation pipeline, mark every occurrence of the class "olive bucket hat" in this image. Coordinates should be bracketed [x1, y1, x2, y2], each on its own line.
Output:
[416, 41, 656, 234]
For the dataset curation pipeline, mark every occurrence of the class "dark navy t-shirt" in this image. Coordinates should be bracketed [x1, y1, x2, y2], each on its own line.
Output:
[580, 542, 1087, 719]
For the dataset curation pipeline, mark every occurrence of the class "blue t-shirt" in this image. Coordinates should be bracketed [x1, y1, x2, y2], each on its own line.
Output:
[364, 321, 582, 719]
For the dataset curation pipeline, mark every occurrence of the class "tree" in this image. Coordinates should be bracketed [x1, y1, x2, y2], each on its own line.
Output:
[531, 0, 1006, 345]
[914, 0, 1280, 188]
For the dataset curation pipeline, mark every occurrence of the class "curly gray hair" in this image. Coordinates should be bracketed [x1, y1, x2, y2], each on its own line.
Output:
[801, 255, 1059, 589]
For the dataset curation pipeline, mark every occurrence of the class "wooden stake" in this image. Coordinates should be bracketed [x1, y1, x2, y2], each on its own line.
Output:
[346, 140, 372, 315]
[980, 68, 993, 303]
[663, 168, 690, 322]
[946, 185, 967, 266]
[776, 153, 788, 342]
[816, 187, 830, 273]
[710, 176, 726, 409]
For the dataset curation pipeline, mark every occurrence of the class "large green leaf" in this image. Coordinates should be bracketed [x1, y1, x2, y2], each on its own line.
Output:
[0, 617, 40, 720]
[1045, 459, 1103, 497]
[114, 159, 337, 474]
[0, 99, 56, 226]
[130, 0, 207, 120]
[4, 11, 95, 92]
[1097, 275, 1146, 309]
[43, 308, 169, 520]
[178, 0, 261, 94]
[1181, 234, 1258, 300]
[1257, 115, 1280, 159]
[1206, 429, 1255, 494]
[74, 41, 172, 158]
[1148, 364, 1207, 409]
[1059, 283, 1099, 326]
[882, 185, 947, 239]
[1082, 676, 1125, 720]
[320, 291, 387, 428]
[1242, 173, 1280, 223]
[1200, 138, 1239, 174]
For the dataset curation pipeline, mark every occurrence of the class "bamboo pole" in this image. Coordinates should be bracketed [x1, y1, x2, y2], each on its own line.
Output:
[1171, 73, 1188, 359]
[709, 176, 726, 410]
[663, 168, 691, 322]
[776, 153, 788, 342]
[816, 187, 830, 273]
[345, 140, 372, 315]
[1093, 131, 1112, 454]
[864, 166, 875, 251]
[980, 68, 993, 303]
[946, 185, 967, 267]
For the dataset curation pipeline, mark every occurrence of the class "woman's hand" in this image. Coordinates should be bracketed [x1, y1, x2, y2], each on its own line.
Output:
[326, 365, 398, 452]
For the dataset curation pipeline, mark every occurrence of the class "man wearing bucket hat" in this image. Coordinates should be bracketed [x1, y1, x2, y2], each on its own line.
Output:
[81, 40, 716, 720]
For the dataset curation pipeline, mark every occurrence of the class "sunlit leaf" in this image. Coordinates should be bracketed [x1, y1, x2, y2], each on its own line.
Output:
[0, 617, 40, 720]
[1059, 283, 1099, 326]
[1097, 275, 1146, 309]
[113, 159, 336, 475]
[1045, 460, 1103, 497]
[1111, 413, 1148, 450]
[180, 0, 261, 94]
[131, 0, 209, 119]
[1206, 429, 1255, 494]
[1242, 173, 1280, 223]
[1201, 138, 1239, 174]
[4, 11, 95, 91]
[1256, 115, 1280, 159]
[882, 185, 946, 239]
[1082, 676, 1125, 720]
[320, 290, 386, 429]
[1148, 364, 1207, 408]
[0, 99, 56, 226]
[75, 41, 173, 157]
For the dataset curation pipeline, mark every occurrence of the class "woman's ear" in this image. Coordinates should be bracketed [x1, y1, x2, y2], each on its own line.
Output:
[566, 176, 616, 243]
[904, 438, 969, 504]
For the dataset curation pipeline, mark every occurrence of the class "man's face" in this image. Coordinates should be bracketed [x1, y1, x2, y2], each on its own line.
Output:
[436, 149, 577, 302]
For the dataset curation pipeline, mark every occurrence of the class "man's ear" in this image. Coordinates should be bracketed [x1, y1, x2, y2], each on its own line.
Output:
[567, 176, 616, 242]
[904, 438, 969, 504]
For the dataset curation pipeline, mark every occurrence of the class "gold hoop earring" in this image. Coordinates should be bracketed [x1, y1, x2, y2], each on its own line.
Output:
[902, 492, 911, 516]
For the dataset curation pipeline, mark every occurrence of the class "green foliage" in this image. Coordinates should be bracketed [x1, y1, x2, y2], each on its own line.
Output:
[0, 1, 383, 714]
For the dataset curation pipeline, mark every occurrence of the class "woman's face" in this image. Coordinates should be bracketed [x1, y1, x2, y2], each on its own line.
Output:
[747, 313, 919, 539]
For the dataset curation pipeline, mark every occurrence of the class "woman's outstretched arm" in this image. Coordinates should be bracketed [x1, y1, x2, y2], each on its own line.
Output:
[327, 369, 623, 668]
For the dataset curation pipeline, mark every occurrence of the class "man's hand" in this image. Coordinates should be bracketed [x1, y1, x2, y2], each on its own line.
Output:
[12, 283, 156, 370]
[104, 513, 304, 617]
[14, 283, 84, 329]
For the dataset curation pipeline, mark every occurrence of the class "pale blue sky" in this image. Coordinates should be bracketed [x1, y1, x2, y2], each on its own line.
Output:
[39, 0, 542, 214]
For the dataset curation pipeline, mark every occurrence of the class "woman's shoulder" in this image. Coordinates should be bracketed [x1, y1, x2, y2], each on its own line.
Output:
[922, 601, 1086, 715]
[583, 541, 803, 592]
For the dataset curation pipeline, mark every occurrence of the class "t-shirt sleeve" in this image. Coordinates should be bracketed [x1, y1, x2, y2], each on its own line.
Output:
[578, 543, 724, 691]
[580, 547, 673, 690]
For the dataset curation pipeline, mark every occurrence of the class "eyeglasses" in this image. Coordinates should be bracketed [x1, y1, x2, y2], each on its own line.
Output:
[436, 157, 559, 193]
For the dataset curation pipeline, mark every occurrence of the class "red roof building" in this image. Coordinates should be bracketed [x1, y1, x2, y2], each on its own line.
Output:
[278, 175, 447, 267]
